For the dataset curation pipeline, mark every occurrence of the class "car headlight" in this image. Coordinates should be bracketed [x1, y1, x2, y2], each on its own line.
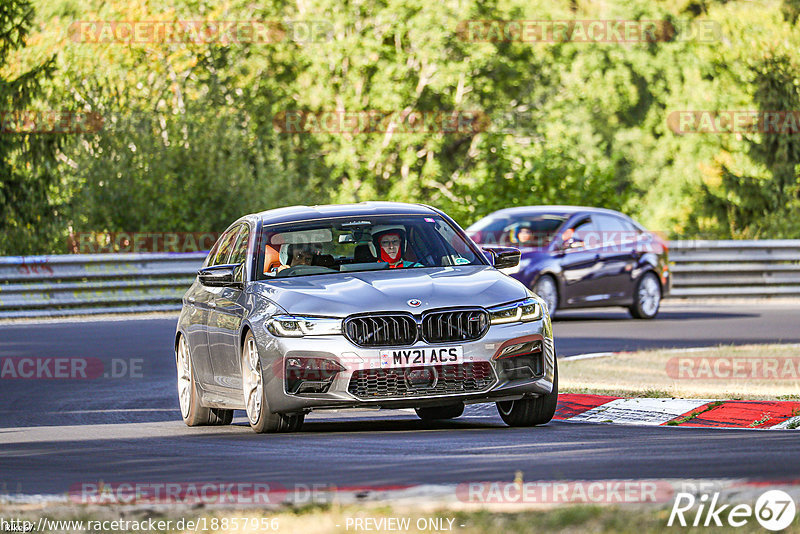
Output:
[265, 315, 343, 337]
[487, 298, 542, 325]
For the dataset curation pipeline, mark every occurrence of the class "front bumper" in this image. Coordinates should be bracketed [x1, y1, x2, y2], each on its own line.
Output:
[252, 319, 556, 414]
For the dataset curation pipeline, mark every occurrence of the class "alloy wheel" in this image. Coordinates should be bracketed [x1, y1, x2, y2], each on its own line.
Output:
[176, 335, 192, 419]
[639, 274, 661, 317]
[242, 336, 263, 425]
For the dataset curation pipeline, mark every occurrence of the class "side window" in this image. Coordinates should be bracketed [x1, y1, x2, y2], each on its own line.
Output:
[211, 226, 241, 266]
[617, 217, 641, 245]
[203, 240, 219, 268]
[618, 218, 637, 233]
[229, 225, 250, 266]
[229, 225, 250, 282]
[593, 214, 629, 246]
[564, 217, 597, 249]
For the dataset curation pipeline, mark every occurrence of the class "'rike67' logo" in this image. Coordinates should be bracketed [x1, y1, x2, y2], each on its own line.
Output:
[668, 490, 796, 530]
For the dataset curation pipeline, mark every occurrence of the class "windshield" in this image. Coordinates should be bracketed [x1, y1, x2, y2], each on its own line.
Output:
[466, 214, 567, 248]
[255, 215, 485, 279]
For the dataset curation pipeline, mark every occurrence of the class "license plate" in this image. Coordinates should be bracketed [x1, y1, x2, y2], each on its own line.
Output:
[379, 346, 463, 368]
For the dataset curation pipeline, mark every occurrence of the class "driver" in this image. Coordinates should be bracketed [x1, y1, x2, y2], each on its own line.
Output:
[512, 223, 537, 246]
[372, 228, 419, 269]
[278, 243, 313, 272]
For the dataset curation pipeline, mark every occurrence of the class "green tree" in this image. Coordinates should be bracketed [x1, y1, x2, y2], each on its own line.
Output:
[6, 0, 800, 252]
[683, 3, 800, 238]
[0, 0, 62, 254]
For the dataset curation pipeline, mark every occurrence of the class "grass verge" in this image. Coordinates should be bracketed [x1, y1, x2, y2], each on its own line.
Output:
[560, 343, 800, 400]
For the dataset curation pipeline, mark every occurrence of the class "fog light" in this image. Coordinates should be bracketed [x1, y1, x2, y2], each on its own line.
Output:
[494, 341, 544, 380]
[285, 357, 345, 395]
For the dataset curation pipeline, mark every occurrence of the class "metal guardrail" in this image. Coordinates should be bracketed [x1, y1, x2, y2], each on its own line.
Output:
[669, 240, 800, 298]
[0, 240, 798, 318]
[0, 253, 205, 318]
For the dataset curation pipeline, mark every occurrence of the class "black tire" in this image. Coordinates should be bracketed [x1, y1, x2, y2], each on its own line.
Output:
[415, 403, 464, 420]
[252, 410, 304, 433]
[533, 275, 558, 316]
[176, 334, 233, 426]
[211, 409, 234, 425]
[285, 414, 305, 432]
[241, 331, 305, 433]
[496, 359, 558, 427]
[628, 271, 661, 319]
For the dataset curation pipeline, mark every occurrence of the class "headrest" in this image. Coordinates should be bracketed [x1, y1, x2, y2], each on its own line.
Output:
[354, 243, 377, 262]
[279, 243, 292, 266]
[264, 245, 281, 274]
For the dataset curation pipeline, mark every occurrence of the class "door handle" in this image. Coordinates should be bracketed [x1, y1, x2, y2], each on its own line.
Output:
[209, 301, 217, 309]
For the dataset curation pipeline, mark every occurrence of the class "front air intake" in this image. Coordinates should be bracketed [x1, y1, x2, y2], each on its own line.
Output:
[421, 308, 489, 343]
[343, 314, 418, 347]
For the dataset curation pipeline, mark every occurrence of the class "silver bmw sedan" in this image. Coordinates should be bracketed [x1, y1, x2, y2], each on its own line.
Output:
[175, 202, 557, 433]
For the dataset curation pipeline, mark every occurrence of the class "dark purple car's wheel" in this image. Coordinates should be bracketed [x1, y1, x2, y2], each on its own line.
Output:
[533, 275, 558, 316]
[629, 272, 661, 319]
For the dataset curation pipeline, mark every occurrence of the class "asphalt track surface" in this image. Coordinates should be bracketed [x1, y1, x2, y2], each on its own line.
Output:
[1, 301, 800, 496]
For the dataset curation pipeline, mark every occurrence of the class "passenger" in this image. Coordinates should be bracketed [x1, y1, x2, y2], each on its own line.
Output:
[372, 229, 419, 269]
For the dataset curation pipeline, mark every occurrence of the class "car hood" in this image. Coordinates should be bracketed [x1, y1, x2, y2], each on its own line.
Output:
[251, 266, 528, 317]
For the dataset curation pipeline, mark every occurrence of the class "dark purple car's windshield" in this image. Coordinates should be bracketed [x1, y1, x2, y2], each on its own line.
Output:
[467, 214, 567, 248]
[255, 215, 485, 279]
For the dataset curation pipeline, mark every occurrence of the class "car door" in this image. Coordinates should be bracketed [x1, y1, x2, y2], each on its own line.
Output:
[207, 223, 250, 390]
[185, 240, 224, 387]
[593, 213, 638, 302]
[201, 226, 242, 389]
[558, 216, 604, 305]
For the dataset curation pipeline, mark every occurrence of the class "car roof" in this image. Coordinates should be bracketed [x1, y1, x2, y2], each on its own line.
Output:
[238, 202, 440, 226]
[485, 205, 630, 219]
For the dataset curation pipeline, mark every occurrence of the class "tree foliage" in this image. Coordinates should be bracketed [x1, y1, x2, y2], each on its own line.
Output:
[0, 0, 61, 254]
[3, 0, 800, 254]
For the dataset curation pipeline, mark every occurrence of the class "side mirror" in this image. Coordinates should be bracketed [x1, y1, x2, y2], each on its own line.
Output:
[482, 246, 521, 270]
[198, 263, 243, 288]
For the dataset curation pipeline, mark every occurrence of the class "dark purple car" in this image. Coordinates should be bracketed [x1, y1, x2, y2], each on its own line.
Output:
[466, 206, 671, 319]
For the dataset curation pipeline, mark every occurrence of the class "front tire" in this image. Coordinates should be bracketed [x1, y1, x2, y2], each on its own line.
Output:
[533, 275, 558, 316]
[176, 334, 233, 426]
[241, 331, 304, 433]
[415, 403, 464, 420]
[496, 359, 558, 427]
[629, 272, 661, 319]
